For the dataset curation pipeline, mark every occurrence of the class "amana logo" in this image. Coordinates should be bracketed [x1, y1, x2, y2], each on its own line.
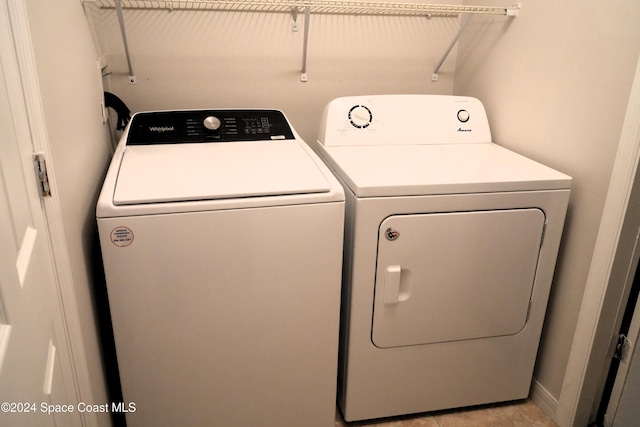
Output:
[457, 128, 472, 132]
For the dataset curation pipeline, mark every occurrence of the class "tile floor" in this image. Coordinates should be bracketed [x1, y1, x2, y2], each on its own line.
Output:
[335, 399, 559, 427]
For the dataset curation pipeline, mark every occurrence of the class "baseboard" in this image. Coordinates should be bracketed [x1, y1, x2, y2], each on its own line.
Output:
[531, 379, 559, 420]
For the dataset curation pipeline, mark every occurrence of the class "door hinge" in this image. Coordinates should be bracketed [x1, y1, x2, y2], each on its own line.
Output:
[33, 153, 51, 197]
[614, 334, 631, 362]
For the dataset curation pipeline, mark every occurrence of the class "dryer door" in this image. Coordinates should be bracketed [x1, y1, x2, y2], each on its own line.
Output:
[372, 208, 545, 348]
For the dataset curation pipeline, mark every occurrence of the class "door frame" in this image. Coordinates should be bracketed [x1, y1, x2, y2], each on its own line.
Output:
[556, 54, 640, 427]
[6, 0, 97, 424]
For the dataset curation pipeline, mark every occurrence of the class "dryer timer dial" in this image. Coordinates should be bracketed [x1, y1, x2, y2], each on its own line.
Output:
[348, 105, 373, 129]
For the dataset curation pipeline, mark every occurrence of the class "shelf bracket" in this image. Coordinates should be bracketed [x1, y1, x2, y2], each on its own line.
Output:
[431, 13, 472, 82]
[300, 6, 310, 82]
[291, 7, 299, 31]
[115, 0, 136, 84]
[432, 3, 520, 82]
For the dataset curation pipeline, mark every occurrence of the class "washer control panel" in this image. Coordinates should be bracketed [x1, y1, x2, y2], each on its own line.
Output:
[126, 109, 295, 145]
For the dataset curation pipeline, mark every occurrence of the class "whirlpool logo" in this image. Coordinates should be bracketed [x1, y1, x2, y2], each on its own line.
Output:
[149, 126, 174, 133]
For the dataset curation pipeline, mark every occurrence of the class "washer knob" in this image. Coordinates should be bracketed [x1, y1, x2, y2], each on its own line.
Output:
[203, 116, 222, 131]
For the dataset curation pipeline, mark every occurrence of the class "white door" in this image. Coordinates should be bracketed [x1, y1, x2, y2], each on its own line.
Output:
[605, 305, 640, 427]
[610, 300, 640, 426]
[0, 2, 81, 426]
[603, 258, 640, 426]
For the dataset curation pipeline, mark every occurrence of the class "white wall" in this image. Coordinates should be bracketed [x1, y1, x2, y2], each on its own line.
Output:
[454, 0, 640, 406]
[95, 4, 465, 141]
[25, 1, 113, 426]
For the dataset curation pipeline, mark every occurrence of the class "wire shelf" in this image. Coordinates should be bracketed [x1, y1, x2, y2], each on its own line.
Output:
[85, 0, 518, 17]
[87, 0, 519, 83]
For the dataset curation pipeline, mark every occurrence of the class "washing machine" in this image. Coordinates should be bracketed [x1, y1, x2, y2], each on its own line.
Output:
[96, 109, 345, 427]
[314, 95, 571, 421]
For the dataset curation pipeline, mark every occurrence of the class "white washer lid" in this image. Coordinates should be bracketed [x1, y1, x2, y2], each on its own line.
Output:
[113, 141, 331, 205]
[320, 143, 571, 197]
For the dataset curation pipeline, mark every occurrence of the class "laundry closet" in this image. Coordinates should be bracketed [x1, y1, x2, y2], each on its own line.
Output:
[7, 1, 640, 426]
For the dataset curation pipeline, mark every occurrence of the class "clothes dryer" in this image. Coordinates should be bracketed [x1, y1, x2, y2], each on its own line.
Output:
[97, 109, 345, 427]
[314, 95, 571, 422]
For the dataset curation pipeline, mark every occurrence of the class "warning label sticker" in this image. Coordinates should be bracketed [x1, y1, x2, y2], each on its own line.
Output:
[110, 226, 134, 247]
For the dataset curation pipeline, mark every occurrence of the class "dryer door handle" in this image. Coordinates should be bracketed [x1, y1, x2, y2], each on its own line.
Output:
[384, 266, 402, 305]
[383, 265, 411, 305]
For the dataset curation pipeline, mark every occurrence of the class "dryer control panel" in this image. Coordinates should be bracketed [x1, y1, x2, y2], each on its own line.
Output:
[126, 109, 295, 145]
[318, 95, 492, 147]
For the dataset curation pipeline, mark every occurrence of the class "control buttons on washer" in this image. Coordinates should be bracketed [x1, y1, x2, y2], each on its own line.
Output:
[203, 116, 222, 131]
[349, 105, 373, 129]
[457, 110, 470, 123]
